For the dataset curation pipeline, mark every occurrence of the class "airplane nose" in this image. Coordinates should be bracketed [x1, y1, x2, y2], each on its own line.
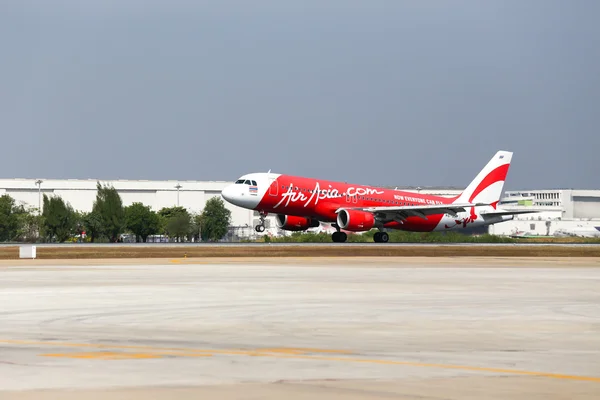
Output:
[221, 185, 236, 203]
[221, 182, 260, 209]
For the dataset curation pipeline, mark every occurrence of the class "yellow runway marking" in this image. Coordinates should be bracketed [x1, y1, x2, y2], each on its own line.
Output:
[41, 350, 213, 359]
[2, 339, 599, 383]
[257, 347, 352, 355]
[270, 354, 600, 383]
[0, 339, 348, 357]
[41, 352, 165, 360]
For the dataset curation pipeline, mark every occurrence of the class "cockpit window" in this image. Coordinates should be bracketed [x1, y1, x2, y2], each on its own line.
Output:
[235, 179, 258, 185]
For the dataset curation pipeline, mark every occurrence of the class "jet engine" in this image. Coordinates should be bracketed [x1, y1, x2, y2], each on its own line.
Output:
[336, 209, 375, 232]
[275, 214, 320, 231]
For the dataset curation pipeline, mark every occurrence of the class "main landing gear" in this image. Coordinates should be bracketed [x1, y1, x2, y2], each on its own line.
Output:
[255, 211, 267, 233]
[332, 231, 347, 243]
[331, 224, 347, 243]
[330, 225, 389, 243]
[373, 231, 389, 243]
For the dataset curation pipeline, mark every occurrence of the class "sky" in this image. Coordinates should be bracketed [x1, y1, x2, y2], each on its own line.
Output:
[1, 0, 598, 190]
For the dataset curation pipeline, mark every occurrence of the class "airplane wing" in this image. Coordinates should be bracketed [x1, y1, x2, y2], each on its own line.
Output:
[336, 203, 487, 221]
[480, 210, 542, 217]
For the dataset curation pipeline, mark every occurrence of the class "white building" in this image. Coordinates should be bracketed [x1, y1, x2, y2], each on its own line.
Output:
[490, 189, 600, 237]
[0, 178, 279, 240]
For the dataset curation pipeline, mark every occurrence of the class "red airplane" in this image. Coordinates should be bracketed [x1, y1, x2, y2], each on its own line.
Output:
[221, 151, 536, 242]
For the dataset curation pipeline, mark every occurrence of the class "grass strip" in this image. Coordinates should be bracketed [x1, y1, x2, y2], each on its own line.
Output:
[1, 245, 599, 259]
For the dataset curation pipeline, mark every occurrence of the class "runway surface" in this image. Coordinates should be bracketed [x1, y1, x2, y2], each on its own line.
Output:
[1, 258, 600, 399]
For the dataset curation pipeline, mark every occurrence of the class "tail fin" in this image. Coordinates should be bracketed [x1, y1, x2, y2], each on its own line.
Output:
[454, 151, 513, 207]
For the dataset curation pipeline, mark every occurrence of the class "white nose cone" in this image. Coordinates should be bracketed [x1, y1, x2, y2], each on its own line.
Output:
[221, 184, 236, 204]
[221, 183, 260, 210]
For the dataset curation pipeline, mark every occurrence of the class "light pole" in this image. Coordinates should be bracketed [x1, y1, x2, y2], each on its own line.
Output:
[35, 179, 43, 214]
[175, 184, 182, 206]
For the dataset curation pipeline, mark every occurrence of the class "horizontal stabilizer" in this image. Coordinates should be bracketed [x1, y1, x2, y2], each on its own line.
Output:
[481, 210, 541, 218]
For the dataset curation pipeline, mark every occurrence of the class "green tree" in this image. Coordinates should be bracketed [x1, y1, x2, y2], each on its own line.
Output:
[189, 212, 202, 242]
[157, 206, 189, 221]
[158, 206, 190, 242]
[71, 211, 87, 242]
[198, 197, 231, 242]
[42, 194, 76, 242]
[14, 206, 43, 243]
[82, 210, 103, 243]
[166, 213, 191, 241]
[124, 203, 160, 242]
[0, 195, 22, 242]
[93, 182, 125, 242]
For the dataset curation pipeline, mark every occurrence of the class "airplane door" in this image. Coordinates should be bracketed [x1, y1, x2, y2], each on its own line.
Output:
[269, 178, 278, 196]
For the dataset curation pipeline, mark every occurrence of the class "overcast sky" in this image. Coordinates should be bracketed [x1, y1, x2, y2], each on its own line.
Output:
[1, 1, 598, 190]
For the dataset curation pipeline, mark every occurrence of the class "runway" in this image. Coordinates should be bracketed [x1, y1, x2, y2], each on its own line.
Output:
[1, 258, 599, 399]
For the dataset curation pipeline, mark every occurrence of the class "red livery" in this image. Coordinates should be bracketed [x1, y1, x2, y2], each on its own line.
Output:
[222, 151, 536, 242]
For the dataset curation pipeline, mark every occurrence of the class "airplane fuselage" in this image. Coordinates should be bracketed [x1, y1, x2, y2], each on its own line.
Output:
[222, 173, 507, 233]
[221, 151, 526, 242]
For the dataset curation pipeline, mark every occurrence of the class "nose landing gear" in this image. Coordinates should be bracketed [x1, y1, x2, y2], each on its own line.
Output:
[255, 211, 267, 233]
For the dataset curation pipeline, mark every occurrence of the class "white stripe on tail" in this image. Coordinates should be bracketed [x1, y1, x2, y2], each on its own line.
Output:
[454, 151, 513, 208]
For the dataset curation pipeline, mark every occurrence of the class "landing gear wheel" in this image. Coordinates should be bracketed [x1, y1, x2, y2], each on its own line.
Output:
[332, 231, 348, 243]
[374, 232, 389, 243]
[255, 211, 267, 233]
